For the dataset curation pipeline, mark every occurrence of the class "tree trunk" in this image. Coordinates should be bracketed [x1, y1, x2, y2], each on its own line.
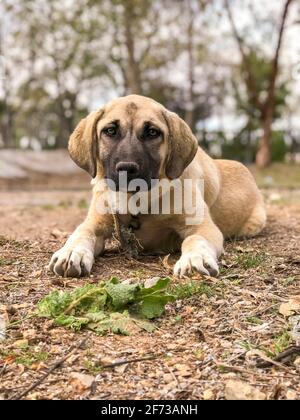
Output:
[255, 108, 273, 167]
[184, 1, 196, 132]
[1, 107, 15, 148]
[255, 0, 294, 168]
[123, 2, 142, 95]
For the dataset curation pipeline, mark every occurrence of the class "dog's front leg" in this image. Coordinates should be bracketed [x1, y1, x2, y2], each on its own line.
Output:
[49, 193, 113, 278]
[174, 208, 224, 278]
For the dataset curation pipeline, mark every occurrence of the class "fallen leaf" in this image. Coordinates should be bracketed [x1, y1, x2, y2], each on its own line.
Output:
[290, 315, 300, 345]
[248, 322, 270, 333]
[4, 355, 15, 365]
[279, 297, 300, 317]
[0, 314, 8, 341]
[22, 328, 37, 342]
[144, 277, 160, 289]
[294, 357, 300, 368]
[31, 269, 42, 278]
[12, 339, 28, 349]
[51, 228, 68, 239]
[70, 372, 95, 393]
[162, 254, 172, 273]
[163, 373, 173, 383]
[225, 380, 266, 400]
[203, 389, 215, 400]
[286, 390, 297, 400]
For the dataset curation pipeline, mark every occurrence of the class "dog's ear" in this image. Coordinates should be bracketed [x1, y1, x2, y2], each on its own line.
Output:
[163, 111, 198, 179]
[68, 109, 104, 178]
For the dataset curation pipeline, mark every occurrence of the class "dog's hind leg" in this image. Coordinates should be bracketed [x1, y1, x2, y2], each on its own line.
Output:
[238, 202, 267, 238]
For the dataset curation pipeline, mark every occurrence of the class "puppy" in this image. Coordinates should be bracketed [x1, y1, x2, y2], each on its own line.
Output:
[49, 95, 266, 278]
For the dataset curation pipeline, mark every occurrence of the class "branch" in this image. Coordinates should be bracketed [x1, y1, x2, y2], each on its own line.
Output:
[264, 0, 294, 110]
[224, 0, 264, 113]
[9, 337, 88, 400]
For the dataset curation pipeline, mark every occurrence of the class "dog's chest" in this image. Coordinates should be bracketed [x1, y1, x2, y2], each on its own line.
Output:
[117, 213, 180, 252]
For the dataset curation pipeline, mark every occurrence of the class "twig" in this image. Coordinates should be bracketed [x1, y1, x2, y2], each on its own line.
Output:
[112, 213, 143, 257]
[252, 350, 290, 371]
[256, 346, 300, 368]
[0, 363, 7, 377]
[165, 364, 183, 391]
[248, 303, 278, 317]
[112, 212, 127, 249]
[214, 360, 258, 376]
[6, 314, 35, 330]
[9, 337, 88, 400]
[100, 354, 159, 370]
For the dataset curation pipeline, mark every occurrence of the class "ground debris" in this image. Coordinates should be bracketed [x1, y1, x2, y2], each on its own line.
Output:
[0, 186, 300, 400]
[225, 380, 266, 400]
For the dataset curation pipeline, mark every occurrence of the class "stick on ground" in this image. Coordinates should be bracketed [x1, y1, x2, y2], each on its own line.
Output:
[9, 337, 88, 400]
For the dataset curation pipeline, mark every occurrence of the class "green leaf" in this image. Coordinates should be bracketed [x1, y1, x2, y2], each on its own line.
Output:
[140, 295, 174, 319]
[37, 290, 72, 317]
[35, 277, 174, 336]
[137, 277, 170, 299]
[93, 312, 139, 336]
[105, 279, 141, 310]
[55, 314, 90, 331]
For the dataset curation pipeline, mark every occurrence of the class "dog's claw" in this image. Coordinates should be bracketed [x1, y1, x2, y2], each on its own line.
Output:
[174, 248, 219, 279]
[49, 245, 94, 278]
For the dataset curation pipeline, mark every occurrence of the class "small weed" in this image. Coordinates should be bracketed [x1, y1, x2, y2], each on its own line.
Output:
[236, 253, 266, 270]
[171, 315, 182, 324]
[0, 257, 13, 266]
[15, 351, 50, 367]
[0, 236, 24, 248]
[83, 360, 102, 374]
[168, 281, 216, 300]
[283, 277, 296, 287]
[58, 200, 72, 209]
[246, 316, 263, 325]
[41, 204, 55, 211]
[132, 269, 147, 280]
[0, 349, 50, 368]
[78, 199, 88, 209]
[238, 340, 264, 352]
[272, 330, 292, 357]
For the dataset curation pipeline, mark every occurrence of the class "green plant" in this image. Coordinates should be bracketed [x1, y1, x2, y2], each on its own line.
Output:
[236, 253, 266, 270]
[36, 277, 175, 335]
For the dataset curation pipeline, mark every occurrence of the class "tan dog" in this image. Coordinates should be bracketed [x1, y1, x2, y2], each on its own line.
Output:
[49, 95, 266, 278]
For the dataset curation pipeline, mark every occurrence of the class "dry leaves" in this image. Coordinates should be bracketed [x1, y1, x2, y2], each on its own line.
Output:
[279, 297, 300, 317]
[0, 315, 7, 341]
[1, 187, 300, 400]
[69, 373, 95, 393]
[225, 380, 266, 401]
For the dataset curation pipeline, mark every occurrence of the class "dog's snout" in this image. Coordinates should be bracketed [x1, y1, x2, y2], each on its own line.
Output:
[116, 161, 140, 176]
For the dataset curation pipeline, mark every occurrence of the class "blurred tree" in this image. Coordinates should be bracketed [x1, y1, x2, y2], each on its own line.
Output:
[0, 1, 15, 148]
[225, 0, 295, 167]
[2, 0, 110, 148]
[104, 0, 173, 96]
[232, 50, 289, 137]
[105, 0, 214, 132]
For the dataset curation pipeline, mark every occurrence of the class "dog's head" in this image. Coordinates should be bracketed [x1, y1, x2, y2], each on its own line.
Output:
[69, 95, 198, 190]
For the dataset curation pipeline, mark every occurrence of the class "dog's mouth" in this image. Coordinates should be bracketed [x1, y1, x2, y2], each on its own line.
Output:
[105, 176, 158, 192]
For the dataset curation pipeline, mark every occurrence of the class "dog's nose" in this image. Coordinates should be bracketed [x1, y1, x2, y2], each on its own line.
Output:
[116, 161, 140, 176]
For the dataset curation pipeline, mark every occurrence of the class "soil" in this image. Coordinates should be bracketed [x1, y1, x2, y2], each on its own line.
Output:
[0, 174, 299, 400]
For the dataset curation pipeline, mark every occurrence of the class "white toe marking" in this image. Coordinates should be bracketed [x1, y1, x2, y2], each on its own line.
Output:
[174, 239, 219, 278]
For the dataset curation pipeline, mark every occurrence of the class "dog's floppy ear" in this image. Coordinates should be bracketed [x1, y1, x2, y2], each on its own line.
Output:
[163, 110, 198, 179]
[68, 109, 104, 178]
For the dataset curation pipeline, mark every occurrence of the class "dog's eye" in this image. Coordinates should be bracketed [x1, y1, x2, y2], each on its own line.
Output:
[103, 126, 117, 137]
[148, 128, 160, 138]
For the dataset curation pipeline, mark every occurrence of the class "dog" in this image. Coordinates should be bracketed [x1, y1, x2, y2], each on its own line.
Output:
[49, 95, 266, 278]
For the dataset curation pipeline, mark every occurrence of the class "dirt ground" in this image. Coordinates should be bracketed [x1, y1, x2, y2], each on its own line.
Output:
[0, 172, 299, 400]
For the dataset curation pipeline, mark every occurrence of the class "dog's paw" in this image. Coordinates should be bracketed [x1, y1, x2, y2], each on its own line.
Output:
[174, 242, 219, 278]
[49, 244, 94, 278]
